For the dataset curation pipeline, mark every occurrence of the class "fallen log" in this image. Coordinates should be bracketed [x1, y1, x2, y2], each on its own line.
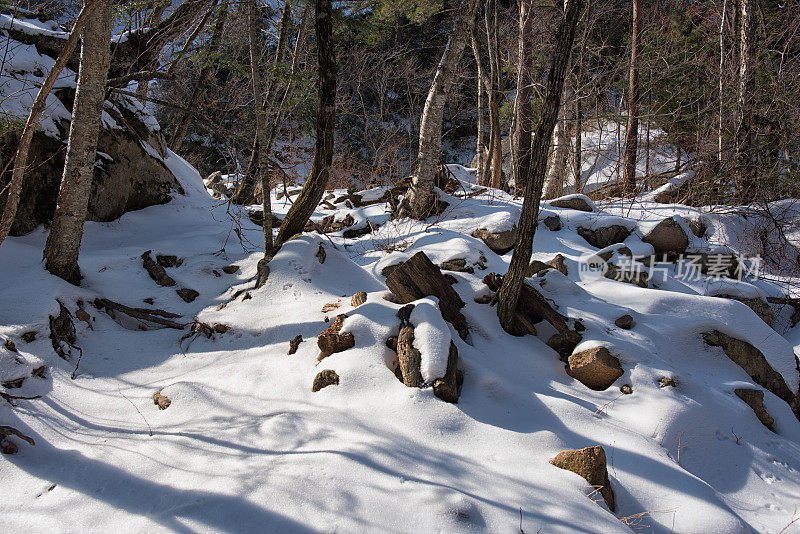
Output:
[141, 250, 176, 287]
[94, 298, 185, 330]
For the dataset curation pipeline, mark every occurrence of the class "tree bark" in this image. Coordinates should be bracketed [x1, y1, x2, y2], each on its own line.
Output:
[169, 0, 228, 153]
[401, 0, 480, 218]
[734, 0, 757, 196]
[622, 0, 640, 198]
[471, 31, 486, 182]
[42, 0, 112, 284]
[497, 0, 582, 333]
[0, 0, 99, 248]
[718, 0, 728, 165]
[543, 54, 574, 200]
[513, 0, 534, 194]
[275, 0, 336, 246]
[485, 0, 503, 190]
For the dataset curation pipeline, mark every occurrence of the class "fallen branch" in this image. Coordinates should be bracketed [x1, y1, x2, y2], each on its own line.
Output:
[94, 298, 185, 330]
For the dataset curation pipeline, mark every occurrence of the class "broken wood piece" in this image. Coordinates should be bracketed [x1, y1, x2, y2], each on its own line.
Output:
[94, 298, 185, 330]
[141, 250, 176, 287]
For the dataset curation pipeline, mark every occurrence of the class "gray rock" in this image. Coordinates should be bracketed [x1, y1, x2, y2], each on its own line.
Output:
[473, 226, 517, 254]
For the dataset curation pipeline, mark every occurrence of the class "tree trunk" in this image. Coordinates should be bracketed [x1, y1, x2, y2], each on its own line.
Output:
[42, 0, 112, 284]
[170, 0, 228, 153]
[486, 0, 503, 190]
[718, 0, 728, 165]
[513, 0, 534, 195]
[573, 92, 582, 192]
[497, 0, 582, 333]
[472, 31, 486, 182]
[401, 0, 479, 218]
[734, 0, 757, 197]
[275, 0, 336, 246]
[543, 54, 574, 200]
[0, 0, 99, 248]
[622, 0, 640, 197]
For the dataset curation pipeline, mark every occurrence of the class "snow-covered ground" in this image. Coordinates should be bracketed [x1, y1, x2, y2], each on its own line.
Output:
[2, 153, 800, 533]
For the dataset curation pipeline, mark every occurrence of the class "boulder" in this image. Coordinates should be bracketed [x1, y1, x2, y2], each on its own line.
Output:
[441, 258, 474, 274]
[566, 346, 624, 390]
[659, 376, 677, 388]
[703, 331, 798, 419]
[317, 314, 355, 359]
[577, 225, 632, 249]
[549, 254, 568, 276]
[550, 446, 615, 512]
[351, 291, 367, 307]
[614, 314, 634, 329]
[222, 265, 240, 275]
[735, 388, 775, 431]
[641, 217, 689, 255]
[526, 260, 551, 277]
[549, 194, 595, 212]
[312, 370, 340, 392]
[543, 215, 562, 231]
[176, 288, 199, 303]
[473, 226, 517, 254]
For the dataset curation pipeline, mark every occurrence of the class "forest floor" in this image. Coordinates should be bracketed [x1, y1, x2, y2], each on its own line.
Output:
[2, 153, 800, 533]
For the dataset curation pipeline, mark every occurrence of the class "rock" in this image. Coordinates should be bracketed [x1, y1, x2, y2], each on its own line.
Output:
[550, 445, 615, 512]
[526, 260, 551, 277]
[474, 294, 492, 304]
[714, 295, 774, 326]
[386, 252, 469, 340]
[605, 263, 648, 288]
[31, 366, 45, 378]
[316, 244, 326, 264]
[659, 376, 677, 388]
[351, 291, 367, 307]
[317, 314, 355, 359]
[321, 302, 341, 313]
[312, 370, 340, 392]
[141, 251, 176, 287]
[319, 213, 355, 233]
[75, 309, 91, 324]
[212, 323, 229, 334]
[614, 314, 634, 329]
[641, 217, 689, 255]
[620, 384, 633, 394]
[472, 226, 517, 254]
[222, 265, 240, 274]
[543, 215, 562, 231]
[176, 288, 199, 303]
[248, 210, 283, 229]
[385, 336, 398, 352]
[288, 334, 303, 355]
[4, 339, 16, 352]
[549, 194, 595, 212]
[440, 258, 474, 274]
[255, 258, 270, 289]
[689, 218, 707, 238]
[734, 388, 775, 430]
[566, 346, 624, 390]
[153, 390, 171, 410]
[549, 254, 568, 276]
[577, 225, 632, 249]
[49, 301, 76, 360]
[2, 377, 24, 389]
[21, 331, 37, 343]
[703, 331, 798, 418]
[432, 341, 461, 403]
[156, 254, 178, 268]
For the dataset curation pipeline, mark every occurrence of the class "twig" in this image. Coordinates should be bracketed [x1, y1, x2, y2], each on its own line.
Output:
[69, 342, 83, 379]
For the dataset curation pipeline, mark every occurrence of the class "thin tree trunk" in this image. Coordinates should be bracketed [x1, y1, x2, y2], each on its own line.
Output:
[42, 0, 112, 284]
[275, 0, 336, 246]
[543, 54, 574, 200]
[472, 31, 485, 182]
[170, 0, 228, 153]
[486, 0, 503, 189]
[734, 0, 757, 196]
[573, 93, 582, 192]
[0, 0, 99, 247]
[248, 0, 273, 255]
[513, 0, 534, 195]
[401, 0, 480, 218]
[497, 0, 582, 333]
[622, 0, 640, 197]
[718, 0, 728, 165]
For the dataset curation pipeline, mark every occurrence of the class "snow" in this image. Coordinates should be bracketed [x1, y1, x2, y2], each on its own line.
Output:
[2, 148, 800, 532]
[408, 297, 452, 382]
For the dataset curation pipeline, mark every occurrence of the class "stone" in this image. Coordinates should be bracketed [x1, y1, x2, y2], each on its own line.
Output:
[153, 390, 171, 410]
[321, 302, 341, 313]
[288, 334, 303, 355]
[141, 251, 176, 287]
[734, 388, 775, 430]
[577, 225, 632, 249]
[156, 254, 178, 268]
[255, 258, 270, 289]
[440, 258, 474, 274]
[620, 384, 633, 394]
[176, 288, 199, 303]
[351, 291, 367, 308]
[21, 331, 37, 343]
[213, 323, 229, 334]
[689, 218, 707, 238]
[526, 260, 551, 277]
[614, 314, 634, 329]
[316, 244, 326, 264]
[641, 217, 689, 255]
[317, 314, 355, 359]
[2, 377, 24, 389]
[604, 264, 648, 288]
[4, 339, 16, 352]
[549, 194, 595, 212]
[75, 309, 91, 324]
[567, 347, 624, 390]
[550, 445, 615, 511]
[549, 254, 568, 276]
[472, 226, 517, 254]
[543, 215, 562, 231]
[312, 370, 339, 392]
[222, 265, 240, 274]
[659, 377, 677, 388]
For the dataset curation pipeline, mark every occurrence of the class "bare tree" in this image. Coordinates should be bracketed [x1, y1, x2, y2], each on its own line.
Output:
[734, 0, 757, 196]
[275, 0, 336, 245]
[42, 0, 112, 284]
[513, 0, 534, 194]
[622, 0, 640, 197]
[497, 0, 583, 333]
[400, 0, 480, 218]
[542, 54, 573, 200]
[0, 0, 99, 247]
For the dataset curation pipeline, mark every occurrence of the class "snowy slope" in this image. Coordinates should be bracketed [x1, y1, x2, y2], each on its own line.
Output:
[2, 155, 800, 533]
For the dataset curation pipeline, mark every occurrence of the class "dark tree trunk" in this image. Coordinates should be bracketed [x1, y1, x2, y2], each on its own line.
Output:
[513, 0, 534, 194]
[275, 0, 337, 246]
[42, 0, 112, 284]
[497, 0, 583, 333]
[622, 0, 640, 197]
